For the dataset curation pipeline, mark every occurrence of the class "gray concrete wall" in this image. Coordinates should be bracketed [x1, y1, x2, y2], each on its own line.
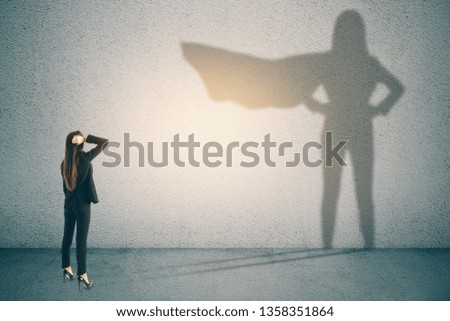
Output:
[1, 1, 449, 248]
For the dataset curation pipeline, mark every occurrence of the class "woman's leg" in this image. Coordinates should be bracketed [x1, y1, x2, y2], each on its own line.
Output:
[321, 127, 346, 248]
[351, 137, 375, 248]
[321, 164, 343, 248]
[61, 207, 76, 269]
[76, 203, 91, 276]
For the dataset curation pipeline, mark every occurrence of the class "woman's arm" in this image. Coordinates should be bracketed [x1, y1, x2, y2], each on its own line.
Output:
[83, 134, 109, 162]
[304, 95, 328, 114]
[373, 62, 404, 116]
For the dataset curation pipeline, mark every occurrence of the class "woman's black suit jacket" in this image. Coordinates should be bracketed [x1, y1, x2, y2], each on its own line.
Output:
[61, 135, 109, 208]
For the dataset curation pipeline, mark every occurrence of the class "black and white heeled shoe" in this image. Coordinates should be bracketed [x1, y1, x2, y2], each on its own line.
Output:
[78, 276, 93, 290]
[63, 269, 75, 283]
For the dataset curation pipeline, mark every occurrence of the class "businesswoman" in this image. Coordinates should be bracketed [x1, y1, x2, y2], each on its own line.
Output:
[61, 131, 108, 289]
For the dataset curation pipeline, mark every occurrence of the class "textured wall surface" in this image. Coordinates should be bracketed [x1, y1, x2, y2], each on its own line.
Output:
[0, 1, 449, 248]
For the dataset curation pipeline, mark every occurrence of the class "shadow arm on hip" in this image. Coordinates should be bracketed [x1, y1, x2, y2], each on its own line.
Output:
[372, 60, 405, 116]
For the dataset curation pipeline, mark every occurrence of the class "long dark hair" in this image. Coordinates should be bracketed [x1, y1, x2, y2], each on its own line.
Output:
[62, 131, 84, 192]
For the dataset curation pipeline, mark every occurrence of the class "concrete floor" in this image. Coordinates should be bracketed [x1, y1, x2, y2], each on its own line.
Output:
[0, 248, 448, 300]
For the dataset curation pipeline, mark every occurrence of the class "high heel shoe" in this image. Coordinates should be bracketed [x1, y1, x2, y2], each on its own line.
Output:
[78, 276, 93, 290]
[63, 269, 75, 283]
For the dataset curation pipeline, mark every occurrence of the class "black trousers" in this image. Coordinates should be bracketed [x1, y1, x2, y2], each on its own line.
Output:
[61, 202, 91, 276]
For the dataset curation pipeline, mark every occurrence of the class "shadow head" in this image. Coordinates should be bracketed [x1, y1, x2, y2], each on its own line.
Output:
[332, 10, 368, 57]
